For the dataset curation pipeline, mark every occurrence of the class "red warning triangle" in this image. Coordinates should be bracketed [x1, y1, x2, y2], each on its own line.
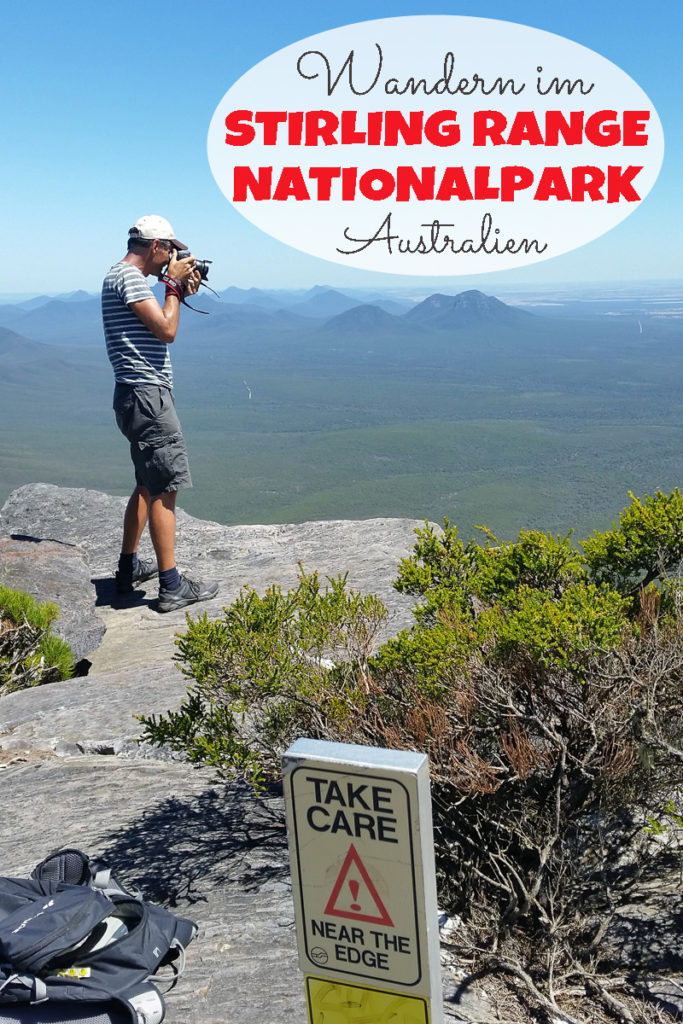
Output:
[324, 843, 394, 926]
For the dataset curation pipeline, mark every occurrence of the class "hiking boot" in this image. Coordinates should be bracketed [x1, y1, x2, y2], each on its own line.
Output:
[157, 574, 219, 613]
[115, 556, 159, 594]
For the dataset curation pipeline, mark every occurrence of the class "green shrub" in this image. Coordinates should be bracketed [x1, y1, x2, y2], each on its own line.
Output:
[0, 586, 59, 630]
[0, 585, 75, 694]
[139, 568, 387, 785]
[492, 581, 631, 673]
[394, 521, 586, 619]
[370, 618, 476, 699]
[392, 518, 480, 624]
[583, 488, 683, 594]
[142, 494, 683, 1023]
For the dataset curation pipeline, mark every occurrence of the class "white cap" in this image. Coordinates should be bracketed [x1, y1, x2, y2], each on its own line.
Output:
[128, 215, 186, 249]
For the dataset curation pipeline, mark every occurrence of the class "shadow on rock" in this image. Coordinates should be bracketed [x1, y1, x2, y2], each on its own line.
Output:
[601, 852, 683, 973]
[97, 781, 289, 907]
[10, 533, 79, 548]
[92, 575, 152, 610]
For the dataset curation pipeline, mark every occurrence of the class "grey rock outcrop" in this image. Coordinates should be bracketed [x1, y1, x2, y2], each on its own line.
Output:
[0, 664, 187, 758]
[0, 483, 419, 673]
[1, 755, 307, 1024]
[5, 484, 677, 1022]
[0, 480, 424, 770]
[0, 536, 106, 661]
[1, 757, 485, 1023]
[2, 484, 494, 1022]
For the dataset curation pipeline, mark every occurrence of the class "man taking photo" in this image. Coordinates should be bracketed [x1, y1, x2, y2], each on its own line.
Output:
[102, 215, 219, 612]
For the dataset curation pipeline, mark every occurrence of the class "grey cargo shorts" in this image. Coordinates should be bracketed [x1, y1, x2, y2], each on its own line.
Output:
[113, 383, 192, 495]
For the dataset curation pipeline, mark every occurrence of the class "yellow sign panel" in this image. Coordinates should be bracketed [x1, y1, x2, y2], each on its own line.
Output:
[306, 976, 430, 1024]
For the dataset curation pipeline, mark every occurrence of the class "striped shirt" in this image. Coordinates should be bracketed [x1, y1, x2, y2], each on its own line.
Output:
[102, 261, 173, 389]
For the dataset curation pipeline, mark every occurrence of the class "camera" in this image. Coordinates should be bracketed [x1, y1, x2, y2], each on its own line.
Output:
[176, 250, 212, 282]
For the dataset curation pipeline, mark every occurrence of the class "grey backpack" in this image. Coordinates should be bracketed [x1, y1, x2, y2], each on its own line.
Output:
[0, 850, 197, 1024]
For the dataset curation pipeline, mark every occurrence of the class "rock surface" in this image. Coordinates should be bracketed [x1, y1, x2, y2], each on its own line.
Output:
[0, 536, 106, 661]
[0, 483, 419, 673]
[1, 484, 679, 1023]
[1, 756, 307, 1024]
[0, 664, 186, 758]
[0, 484, 494, 1023]
[1, 756, 488, 1023]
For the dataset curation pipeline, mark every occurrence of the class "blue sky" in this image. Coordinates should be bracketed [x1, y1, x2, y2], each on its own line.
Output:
[2, 0, 680, 295]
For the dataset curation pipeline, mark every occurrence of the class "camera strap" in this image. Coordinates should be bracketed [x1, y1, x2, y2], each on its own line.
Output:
[159, 273, 211, 314]
[180, 296, 210, 315]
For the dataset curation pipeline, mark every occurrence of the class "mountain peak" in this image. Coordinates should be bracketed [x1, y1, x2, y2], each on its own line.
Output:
[322, 304, 398, 333]
[406, 290, 532, 329]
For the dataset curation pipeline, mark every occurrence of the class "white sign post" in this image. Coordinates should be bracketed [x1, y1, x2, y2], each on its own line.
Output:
[283, 739, 443, 1024]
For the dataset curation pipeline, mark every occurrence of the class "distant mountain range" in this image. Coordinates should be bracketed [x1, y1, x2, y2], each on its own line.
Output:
[0, 325, 94, 387]
[0, 286, 537, 350]
[2, 277, 683, 545]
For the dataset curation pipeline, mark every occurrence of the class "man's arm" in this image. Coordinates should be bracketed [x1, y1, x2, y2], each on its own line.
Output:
[130, 254, 201, 344]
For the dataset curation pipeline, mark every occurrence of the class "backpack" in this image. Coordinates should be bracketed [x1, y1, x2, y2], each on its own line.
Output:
[0, 850, 198, 1024]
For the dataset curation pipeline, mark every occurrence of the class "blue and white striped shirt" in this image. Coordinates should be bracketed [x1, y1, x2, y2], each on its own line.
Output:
[102, 261, 173, 389]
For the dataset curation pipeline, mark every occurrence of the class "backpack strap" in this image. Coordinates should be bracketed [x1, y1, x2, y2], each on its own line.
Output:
[0, 972, 48, 1003]
[125, 982, 165, 1024]
[152, 939, 186, 994]
[31, 850, 92, 887]
[30, 849, 138, 899]
[88, 859, 139, 899]
[141, 903, 198, 984]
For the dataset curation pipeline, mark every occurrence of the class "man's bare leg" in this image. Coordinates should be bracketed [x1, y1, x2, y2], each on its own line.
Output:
[150, 490, 219, 611]
[121, 485, 152, 554]
[148, 490, 178, 572]
[116, 485, 159, 592]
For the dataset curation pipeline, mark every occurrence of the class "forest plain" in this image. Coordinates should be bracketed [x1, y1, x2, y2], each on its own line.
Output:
[1, 279, 682, 546]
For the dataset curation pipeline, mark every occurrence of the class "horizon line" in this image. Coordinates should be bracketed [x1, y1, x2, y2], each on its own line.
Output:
[2, 275, 683, 304]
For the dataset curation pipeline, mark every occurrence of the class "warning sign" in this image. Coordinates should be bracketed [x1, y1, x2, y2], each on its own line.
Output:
[284, 748, 428, 990]
[324, 843, 394, 926]
[305, 976, 430, 1024]
[284, 740, 443, 1020]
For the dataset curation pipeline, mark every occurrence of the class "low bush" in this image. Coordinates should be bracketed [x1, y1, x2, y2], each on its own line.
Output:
[141, 492, 683, 1023]
[140, 570, 387, 785]
[0, 586, 74, 694]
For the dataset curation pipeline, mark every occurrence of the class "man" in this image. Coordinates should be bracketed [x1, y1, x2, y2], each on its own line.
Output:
[102, 215, 218, 612]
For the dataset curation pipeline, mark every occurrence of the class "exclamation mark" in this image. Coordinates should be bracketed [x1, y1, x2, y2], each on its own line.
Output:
[349, 880, 361, 911]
